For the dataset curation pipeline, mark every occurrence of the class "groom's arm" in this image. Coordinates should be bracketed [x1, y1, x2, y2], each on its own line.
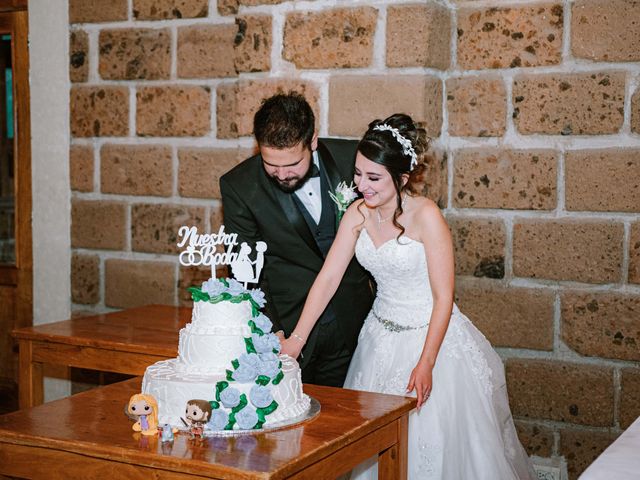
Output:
[219, 174, 284, 334]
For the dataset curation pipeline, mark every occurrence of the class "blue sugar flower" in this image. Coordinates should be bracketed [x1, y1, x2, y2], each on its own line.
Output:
[201, 278, 226, 297]
[252, 333, 280, 354]
[219, 387, 241, 408]
[238, 352, 260, 369]
[250, 385, 274, 409]
[233, 363, 258, 383]
[207, 409, 228, 431]
[226, 278, 245, 296]
[253, 313, 272, 333]
[235, 406, 259, 430]
[249, 288, 266, 308]
[257, 353, 280, 378]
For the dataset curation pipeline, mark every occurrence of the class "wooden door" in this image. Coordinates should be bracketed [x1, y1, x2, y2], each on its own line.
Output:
[0, 0, 31, 414]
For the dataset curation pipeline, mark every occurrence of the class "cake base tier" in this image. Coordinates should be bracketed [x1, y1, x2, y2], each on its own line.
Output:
[142, 357, 310, 430]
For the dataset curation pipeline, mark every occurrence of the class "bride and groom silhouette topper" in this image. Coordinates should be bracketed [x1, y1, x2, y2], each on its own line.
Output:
[176, 225, 266, 287]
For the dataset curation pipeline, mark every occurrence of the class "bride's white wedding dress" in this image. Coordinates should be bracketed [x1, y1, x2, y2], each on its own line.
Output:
[344, 229, 536, 480]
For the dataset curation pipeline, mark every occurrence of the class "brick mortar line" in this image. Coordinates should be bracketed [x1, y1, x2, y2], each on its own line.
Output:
[446, 208, 640, 221]
[170, 24, 178, 80]
[92, 138, 100, 193]
[504, 215, 514, 278]
[72, 191, 219, 207]
[128, 85, 136, 137]
[556, 149, 566, 212]
[371, 3, 387, 70]
[552, 291, 562, 361]
[513, 416, 624, 435]
[496, 345, 640, 370]
[621, 223, 631, 285]
[86, 27, 99, 83]
[171, 145, 179, 197]
[561, 0, 572, 62]
[71, 136, 257, 149]
[127, 0, 132, 21]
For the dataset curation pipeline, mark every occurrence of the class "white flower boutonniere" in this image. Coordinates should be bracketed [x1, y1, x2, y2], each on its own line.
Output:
[329, 181, 358, 222]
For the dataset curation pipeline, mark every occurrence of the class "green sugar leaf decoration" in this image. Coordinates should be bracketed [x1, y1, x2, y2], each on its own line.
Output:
[244, 337, 257, 354]
[255, 375, 270, 386]
[272, 370, 284, 385]
[215, 381, 229, 402]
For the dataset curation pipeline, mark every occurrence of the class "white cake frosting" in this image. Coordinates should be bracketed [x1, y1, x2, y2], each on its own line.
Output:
[142, 279, 310, 431]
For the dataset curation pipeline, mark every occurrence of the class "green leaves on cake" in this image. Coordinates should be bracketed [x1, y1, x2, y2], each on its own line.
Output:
[189, 277, 266, 315]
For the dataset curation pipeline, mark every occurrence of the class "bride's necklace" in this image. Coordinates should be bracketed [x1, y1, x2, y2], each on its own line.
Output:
[376, 195, 407, 228]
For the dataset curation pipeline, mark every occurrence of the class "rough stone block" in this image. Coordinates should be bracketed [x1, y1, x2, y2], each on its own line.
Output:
[514, 421, 554, 457]
[69, 0, 127, 23]
[211, 205, 224, 233]
[561, 292, 640, 361]
[620, 369, 640, 429]
[506, 359, 614, 426]
[137, 86, 211, 137]
[178, 24, 237, 78]
[513, 220, 624, 283]
[571, 0, 640, 62]
[131, 203, 205, 254]
[386, 4, 451, 69]
[453, 148, 556, 209]
[234, 15, 272, 73]
[133, 0, 208, 20]
[447, 216, 505, 278]
[329, 76, 442, 137]
[105, 259, 176, 308]
[513, 72, 625, 135]
[99, 28, 171, 80]
[283, 8, 377, 69]
[178, 148, 250, 199]
[457, 4, 563, 69]
[71, 253, 100, 305]
[217, 79, 319, 139]
[412, 146, 448, 209]
[446, 77, 506, 137]
[559, 428, 619, 480]
[70, 29, 88, 83]
[630, 222, 640, 284]
[219, 0, 285, 12]
[455, 278, 554, 350]
[565, 149, 640, 212]
[70, 87, 129, 137]
[71, 200, 126, 250]
[101, 144, 173, 196]
[70, 145, 94, 192]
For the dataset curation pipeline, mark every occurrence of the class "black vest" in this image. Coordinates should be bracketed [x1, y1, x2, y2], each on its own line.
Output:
[291, 160, 337, 324]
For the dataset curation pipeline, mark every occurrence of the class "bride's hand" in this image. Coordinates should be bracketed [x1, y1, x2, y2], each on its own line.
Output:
[406, 360, 433, 411]
[280, 335, 305, 360]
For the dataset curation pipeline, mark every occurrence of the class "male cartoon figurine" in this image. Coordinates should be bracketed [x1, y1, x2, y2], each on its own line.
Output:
[220, 92, 374, 387]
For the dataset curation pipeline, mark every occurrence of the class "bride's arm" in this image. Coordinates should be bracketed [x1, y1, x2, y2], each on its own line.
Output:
[280, 200, 365, 358]
[406, 200, 455, 410]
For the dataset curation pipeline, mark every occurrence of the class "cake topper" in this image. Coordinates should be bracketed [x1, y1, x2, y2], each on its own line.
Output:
[126, 393, 159, 436]
[177, 225, 267, 287]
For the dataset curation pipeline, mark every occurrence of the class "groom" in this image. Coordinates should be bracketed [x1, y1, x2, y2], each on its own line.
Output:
[220, 92, 374, 387]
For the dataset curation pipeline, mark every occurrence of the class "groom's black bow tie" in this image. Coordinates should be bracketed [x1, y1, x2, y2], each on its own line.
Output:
[309, 163, 320, 178]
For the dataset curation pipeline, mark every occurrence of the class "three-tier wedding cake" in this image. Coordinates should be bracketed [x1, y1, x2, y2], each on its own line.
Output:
[142, 277, 310, 431]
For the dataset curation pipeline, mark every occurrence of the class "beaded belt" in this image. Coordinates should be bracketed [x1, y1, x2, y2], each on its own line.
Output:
[372, 310, 428, 332]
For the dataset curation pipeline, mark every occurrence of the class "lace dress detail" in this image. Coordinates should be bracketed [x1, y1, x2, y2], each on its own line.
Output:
[343, 229, 536, 480]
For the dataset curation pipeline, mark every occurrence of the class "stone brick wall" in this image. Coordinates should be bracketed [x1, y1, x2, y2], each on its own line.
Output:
[68, 0, 640, 477]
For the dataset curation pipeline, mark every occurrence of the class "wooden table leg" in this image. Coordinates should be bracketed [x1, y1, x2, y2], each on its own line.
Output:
[378, 415, 409, 480]
[18, 340, 43, 408]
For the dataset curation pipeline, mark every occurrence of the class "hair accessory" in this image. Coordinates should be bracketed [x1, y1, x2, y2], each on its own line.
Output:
[372, 124, 418, 171]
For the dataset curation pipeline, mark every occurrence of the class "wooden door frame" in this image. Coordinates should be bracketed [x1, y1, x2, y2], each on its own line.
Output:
[0, 2, 32, 331]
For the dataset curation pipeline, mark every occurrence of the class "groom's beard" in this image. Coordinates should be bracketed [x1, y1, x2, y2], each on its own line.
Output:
[267, 163, 314, 194]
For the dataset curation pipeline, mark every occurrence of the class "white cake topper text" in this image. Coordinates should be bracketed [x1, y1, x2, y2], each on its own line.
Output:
[177, 225, 266, 286]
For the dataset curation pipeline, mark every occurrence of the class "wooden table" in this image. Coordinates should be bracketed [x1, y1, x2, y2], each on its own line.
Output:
[13, 305, 189, 408]
[0, 377, 416, 479]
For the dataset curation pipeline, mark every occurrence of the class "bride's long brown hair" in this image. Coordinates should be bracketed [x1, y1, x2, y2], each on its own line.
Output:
[356, 113, 429, 240]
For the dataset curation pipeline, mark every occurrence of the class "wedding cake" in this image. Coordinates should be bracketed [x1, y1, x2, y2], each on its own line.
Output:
[142, 277, 310, 431]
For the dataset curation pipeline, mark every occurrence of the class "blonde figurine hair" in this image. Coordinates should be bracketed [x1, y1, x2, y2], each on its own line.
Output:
[128, 393, 159, 435]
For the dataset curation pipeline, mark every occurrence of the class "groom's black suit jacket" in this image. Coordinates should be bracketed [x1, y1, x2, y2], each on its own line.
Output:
[219, 138, 374, 368]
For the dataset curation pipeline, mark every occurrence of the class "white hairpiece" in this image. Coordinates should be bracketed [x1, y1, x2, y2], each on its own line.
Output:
[372, 124, 418, 171]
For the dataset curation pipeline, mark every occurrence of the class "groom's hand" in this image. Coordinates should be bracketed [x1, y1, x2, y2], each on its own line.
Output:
[280, 335, 305, 360]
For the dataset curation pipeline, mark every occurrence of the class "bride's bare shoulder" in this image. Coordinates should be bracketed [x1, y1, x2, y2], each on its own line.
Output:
[410, 196, 447, 230]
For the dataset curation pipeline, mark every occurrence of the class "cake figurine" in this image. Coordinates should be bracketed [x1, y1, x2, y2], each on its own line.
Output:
[127, 393, 158, 436]
[141, 226, 311, 433]
[184, 399, 212, 438]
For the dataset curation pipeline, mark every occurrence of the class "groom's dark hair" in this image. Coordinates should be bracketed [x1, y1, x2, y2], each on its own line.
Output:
[253, 92, 315, 150]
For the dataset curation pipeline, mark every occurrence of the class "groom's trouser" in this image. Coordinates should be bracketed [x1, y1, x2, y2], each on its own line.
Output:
[301, 319, 352, 388]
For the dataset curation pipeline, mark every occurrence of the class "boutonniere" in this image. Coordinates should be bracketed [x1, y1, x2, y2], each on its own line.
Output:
[329, 181, 358, 222]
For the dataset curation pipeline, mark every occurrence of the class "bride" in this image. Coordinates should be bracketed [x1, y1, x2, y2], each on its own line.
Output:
[280, 114, 536, 479]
